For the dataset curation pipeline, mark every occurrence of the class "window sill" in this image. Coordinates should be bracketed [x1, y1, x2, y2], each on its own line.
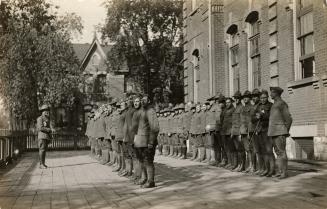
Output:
[287, 76, 319, 93]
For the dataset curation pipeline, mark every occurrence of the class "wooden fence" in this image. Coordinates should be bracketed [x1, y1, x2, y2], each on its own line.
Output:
[0, 129, 89, 167]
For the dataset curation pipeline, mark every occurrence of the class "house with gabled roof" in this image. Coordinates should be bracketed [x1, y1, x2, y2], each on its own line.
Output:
[52, 36, 129, 131]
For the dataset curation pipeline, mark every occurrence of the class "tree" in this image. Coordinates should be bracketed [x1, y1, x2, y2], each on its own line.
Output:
[101, 0, 184, 104]
[0, 0, 83, 127]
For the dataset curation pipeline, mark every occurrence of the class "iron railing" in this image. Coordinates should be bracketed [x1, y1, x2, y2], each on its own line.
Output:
[0, 129, 89, 168]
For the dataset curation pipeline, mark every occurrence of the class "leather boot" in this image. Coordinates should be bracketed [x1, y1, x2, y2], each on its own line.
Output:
[209, 148, 217, 166]
[266, 155, 275, 177]
[224, 152, 232, 169]
[279, 158, 288, 179]
[180, 147, 187, 159]
[174, 146, 179, 158]
[233, 153, 241, 172]
[142, 164, 155, 188]
[260, 155, 269, 176]
[159, 145, 163, 155]
[251, 152, 257, 172]
[100, 149, 109, 165]
[168, 145, 174, 157]
[178, 146, 183, 158]
[199, 147, 206, 162]
[191, 146, 197, 161]
[203, 148, 211, 163]
[272, 158, 282, 178]
[254, 153, 263, 175]
[136, 165, 148, 185]
[113, 155, 121, 172]
[231, 153, 238, 171]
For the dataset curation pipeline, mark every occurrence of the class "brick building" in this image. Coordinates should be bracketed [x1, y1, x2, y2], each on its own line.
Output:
[183, 0, 327, 160]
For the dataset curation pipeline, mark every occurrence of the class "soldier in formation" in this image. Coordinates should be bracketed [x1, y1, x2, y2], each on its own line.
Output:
[85, 86, 292, 182]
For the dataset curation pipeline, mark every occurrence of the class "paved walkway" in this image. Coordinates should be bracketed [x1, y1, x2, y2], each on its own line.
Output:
[0, 151, 327, 209]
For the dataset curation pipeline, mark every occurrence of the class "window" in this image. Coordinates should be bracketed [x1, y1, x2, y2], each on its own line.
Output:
[269, 19, 277, 34]
[230, 46, 239, 66]
[251, 21, 260, 36]
[269, 33, 277, 48]
[231, 34, 239, 46]
[246, 11, 261, 88]
[233, 65, 240, 92]
[270, 62, 278, 77]
[94, 74, 106, 93]
[252, 56, 261, 88]
[250, 36, 259, 56]
[268, 4, 277, 20]
[270, 47, 278, 63]
[298, 11, 314, 78]
[91, 54, 100, 66]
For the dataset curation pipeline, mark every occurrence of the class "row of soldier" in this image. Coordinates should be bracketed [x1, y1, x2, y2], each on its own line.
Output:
[86, 86, 292, 186]
[157, 87, 292, 179]
[86, 94, 159, 188]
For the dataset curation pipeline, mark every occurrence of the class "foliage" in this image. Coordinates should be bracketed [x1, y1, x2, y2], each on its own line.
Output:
[0, 0, 83, 123]
[101, 0, 184, 102]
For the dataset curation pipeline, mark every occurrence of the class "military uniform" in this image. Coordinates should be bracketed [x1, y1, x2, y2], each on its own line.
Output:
[220, 100, 235, 169]
[240, 90, 253, 173]
[231, 91, 243, 171]
[180, 104, 189, 159]
[268, 87, 292, 179]
[253, 95, 273, 176]
[196, 104, 206, 162]
[189, 105, 197, 160]
[122, 102, 136, 177]
[36, 105, 51, 169]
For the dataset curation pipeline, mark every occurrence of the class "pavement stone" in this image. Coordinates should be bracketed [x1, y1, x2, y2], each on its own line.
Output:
[0, 151, 327, 209]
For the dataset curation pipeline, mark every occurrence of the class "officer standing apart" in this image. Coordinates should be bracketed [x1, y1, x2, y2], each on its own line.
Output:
[268, 87, 292, 179]
[37, 104, 53, 169]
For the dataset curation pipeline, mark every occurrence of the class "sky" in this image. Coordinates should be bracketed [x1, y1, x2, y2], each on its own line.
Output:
[50, 0, 107, 44]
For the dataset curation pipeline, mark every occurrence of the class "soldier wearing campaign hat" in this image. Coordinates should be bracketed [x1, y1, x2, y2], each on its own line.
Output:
[253, 90, 274, 177]
[189, 103, 198, 160]
[230, 91, 244, 171]
[220, 97, 235, 169]
[37, 104, 52, 169]
[269, 86, 292, 179]
[250, 88, 262, 175]
[240, 90, 253, 173]
[211, 93, 225, 166]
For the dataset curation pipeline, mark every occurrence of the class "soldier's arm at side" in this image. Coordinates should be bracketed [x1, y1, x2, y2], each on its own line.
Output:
[281, 103, 293, 132]
[37, 117, 51, 133]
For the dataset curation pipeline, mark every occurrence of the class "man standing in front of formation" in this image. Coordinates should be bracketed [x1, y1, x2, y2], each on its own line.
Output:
[268, 87, 292, 179]
[37, 104, 52, 169]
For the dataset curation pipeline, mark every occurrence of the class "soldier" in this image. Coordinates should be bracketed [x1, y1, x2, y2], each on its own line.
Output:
[179, 103, 189, 159]
[240, 90, 254, 173]
[268, 87, 292, 179]
[105, 106, 115, 166]
[189, 103, 198, 160]
[175, 104, 184, 158]
[117, 100, 127, 176]
[122, 94, 137, 178]
[253, 90, 274, 177]
[167, 107, 175, 157]
[249, 88, 262, 175]
[99, 106, 110, 165]
[214, 94, 226, 167]
[157, 109, 164, 155]
[161, 108, 168, 156]
[204, 99, 215, 164]
[36, 104, 52, 169]
[221, 97, 235, 169]
[171, 105, 179, 158]
[132, 94, 159, 188]
[142, 95, 159, 188]
[86, 110, 95, 156]
[231, 91, 243, 171]
[196, 103, 206, 162]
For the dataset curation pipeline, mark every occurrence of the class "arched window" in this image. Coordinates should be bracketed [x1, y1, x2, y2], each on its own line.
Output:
[91, 53, 101, 66]
[227, 24, 240, 93]
[246, 11, 261, 89]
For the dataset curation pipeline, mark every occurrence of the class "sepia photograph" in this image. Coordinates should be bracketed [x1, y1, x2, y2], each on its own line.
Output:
[0, 0, 327, 208]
